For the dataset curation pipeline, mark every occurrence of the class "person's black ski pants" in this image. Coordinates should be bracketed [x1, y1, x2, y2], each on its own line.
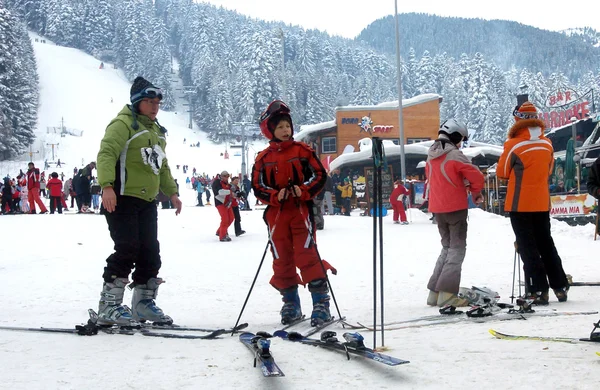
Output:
[509, 211, 568, 293]
[102, 196, 161, 285]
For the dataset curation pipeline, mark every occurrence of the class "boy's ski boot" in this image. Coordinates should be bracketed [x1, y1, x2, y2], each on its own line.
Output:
[97, 278, 138, 327]
[131, 278, 173, 325]
[309, 279, 332, 326]
[280, 286, 303, 325]
[458, 286, 500, 307]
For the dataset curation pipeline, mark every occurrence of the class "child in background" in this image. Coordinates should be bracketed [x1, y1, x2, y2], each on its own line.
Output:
[390, 180, 409, 224]
[46, 172, 64, 214]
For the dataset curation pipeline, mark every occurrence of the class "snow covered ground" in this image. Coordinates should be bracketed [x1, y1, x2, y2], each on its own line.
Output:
[1, 34, 600, 390]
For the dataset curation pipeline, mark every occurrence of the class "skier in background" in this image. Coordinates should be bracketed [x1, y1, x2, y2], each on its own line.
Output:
[390, 180, 409, 224]
[95, 76, 181, 326]
[212, 171, 234, 241]
[426, 119, 484, 308]
[252, 100, 335, 327]
[497, 101, 569, 304]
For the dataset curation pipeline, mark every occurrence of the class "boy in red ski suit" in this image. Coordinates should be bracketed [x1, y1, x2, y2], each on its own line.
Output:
[252, 100, 335, 327]
[46, 172, 64, 214]
[390, 181, 409, 224]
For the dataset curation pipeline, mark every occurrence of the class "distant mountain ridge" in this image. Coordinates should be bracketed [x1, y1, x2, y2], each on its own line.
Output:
[356, 13, 600, 81]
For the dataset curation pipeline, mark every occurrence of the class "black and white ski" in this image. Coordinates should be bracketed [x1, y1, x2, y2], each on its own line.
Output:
[141, 322, 248, 333]
[345, 309, 598, 331]
[239, 332, 285, 377]
[274, 330, 410, 366]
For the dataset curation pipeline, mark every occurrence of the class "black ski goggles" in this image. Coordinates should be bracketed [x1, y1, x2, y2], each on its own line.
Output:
[131, 87, 163, 103]
[513, 107, 538, 120]
[260, 100, 290, 123]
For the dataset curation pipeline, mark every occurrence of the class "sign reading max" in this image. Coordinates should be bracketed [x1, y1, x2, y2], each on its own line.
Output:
[341, 115, 394, 134]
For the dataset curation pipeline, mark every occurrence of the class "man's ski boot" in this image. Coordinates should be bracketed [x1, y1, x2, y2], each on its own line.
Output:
[130, 278, 173, 325]
[526, 291, 549, 306]
[553, 286, 569, 302]
[280, 286, 303, 325]
[97, 278, 138, 327]
[342, 332, 366, 349]
[308, 279, 332, 326]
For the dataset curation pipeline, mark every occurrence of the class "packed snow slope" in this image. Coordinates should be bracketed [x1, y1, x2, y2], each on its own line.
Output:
[1, 34, 600, 390]
[0, 33, 263, 180]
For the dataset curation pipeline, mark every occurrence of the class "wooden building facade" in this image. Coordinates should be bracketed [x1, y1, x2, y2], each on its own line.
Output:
[295, 93, 442, 168]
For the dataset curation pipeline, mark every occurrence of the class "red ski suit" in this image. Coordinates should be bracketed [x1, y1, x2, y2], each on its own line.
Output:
[252, 140, 334, 290]
[390, 184, 409, 222]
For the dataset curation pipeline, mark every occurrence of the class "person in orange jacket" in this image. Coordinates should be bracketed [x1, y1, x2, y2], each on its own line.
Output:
[252, 100, 335, 327]
[497, 101, 569, 305]
[390, 180, 409, 224]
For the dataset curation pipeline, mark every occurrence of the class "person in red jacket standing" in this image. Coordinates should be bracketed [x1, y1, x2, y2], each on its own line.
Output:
[252, 100, 335, 327]
[425, 119, 484, 307]
[212, 171, 234, 242]
[26, 162, 48, 214]
[46, 172, 63, 214]
[390, 180, 409, 224]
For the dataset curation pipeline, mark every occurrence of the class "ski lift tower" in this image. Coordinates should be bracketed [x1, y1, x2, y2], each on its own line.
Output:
[182, 86, 197, 129]
[231, 122, 259, 177]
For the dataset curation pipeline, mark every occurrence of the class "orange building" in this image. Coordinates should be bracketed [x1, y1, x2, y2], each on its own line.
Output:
[295, 93, 442, 168]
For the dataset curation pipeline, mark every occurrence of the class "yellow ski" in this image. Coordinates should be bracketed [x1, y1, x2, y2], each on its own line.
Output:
[489, 329, 579, 344]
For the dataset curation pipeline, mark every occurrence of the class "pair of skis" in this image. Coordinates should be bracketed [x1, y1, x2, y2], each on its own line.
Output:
[343, 309, 599, 331]
[239, 329, 410, 377]
[0, 309, 248, 340]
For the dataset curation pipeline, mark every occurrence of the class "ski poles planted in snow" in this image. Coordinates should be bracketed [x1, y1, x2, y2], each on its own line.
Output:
[371, 137, 387, 349]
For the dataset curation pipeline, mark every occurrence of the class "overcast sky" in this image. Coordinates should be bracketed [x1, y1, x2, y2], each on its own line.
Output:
[198, 0, 600, 39]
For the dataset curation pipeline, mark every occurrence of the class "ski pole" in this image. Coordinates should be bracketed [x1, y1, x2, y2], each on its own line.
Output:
[511, 247, 518, 304]
[231, 200, 284, 335]
[377, 162, 385, 347]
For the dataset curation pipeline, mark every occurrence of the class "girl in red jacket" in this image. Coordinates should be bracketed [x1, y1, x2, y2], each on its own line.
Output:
[252, 100, 335, 327]
[390, 180, 409, 224]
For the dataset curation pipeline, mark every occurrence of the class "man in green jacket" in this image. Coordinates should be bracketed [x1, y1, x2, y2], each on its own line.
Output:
[96, 76, 182, 326]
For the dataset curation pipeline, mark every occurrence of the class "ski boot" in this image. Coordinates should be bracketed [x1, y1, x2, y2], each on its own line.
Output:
[343, 332, 365, 349]
[553, 286, 569, 302]
[280, 286, 303, 325]
[427, 290, 439, 306]
[308, 279, 332, 326]
[131, 278, 173, 325]
[437, 291, 469, 307]
[458, 286, 500, 307]
[97, 278, 138, 327]
[526, 291, 549, 306]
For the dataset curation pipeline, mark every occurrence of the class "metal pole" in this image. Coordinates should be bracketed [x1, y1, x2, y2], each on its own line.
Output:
[571, 117, 580, 192]
[280, 29, 286, 101]
[394, 0, 406, 182]
[241, 125, 247, 177]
